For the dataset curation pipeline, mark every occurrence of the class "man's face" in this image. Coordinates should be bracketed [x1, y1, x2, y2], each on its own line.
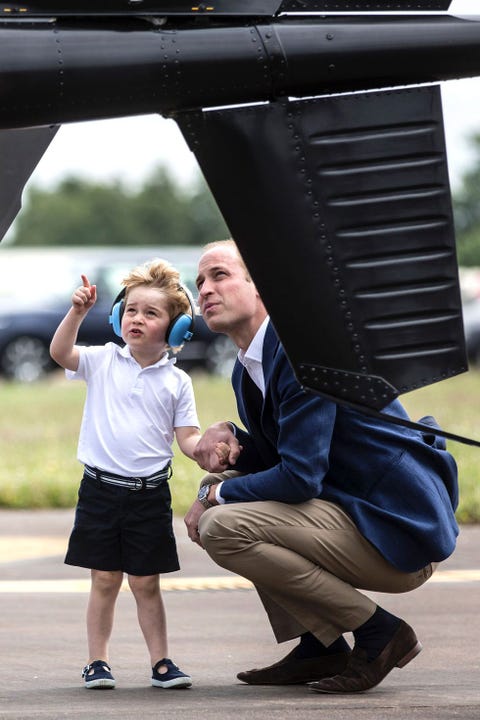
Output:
[196, 245, 260, 336]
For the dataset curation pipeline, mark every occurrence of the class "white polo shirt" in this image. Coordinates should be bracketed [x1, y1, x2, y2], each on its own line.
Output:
[66, 343, 199, 477]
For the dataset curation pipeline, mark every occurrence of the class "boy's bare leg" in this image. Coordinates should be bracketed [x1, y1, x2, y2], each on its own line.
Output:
[87, 569, 123, 662]
[128, 574, 168, 666]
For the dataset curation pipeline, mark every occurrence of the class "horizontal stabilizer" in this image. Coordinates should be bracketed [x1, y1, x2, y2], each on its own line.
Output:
[279, 0, 452, 11]
[0, 0, 454, 17]
[0, 1, 282, 17]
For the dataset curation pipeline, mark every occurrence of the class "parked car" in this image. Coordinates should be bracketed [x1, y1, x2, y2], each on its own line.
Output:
[0, 246, 237, 381]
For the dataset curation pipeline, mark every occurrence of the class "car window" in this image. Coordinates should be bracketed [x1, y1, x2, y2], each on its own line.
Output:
[0, 247, 203, 307]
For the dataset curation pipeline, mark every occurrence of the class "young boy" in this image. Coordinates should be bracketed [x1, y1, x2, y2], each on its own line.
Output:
[50, 258, 201, 690]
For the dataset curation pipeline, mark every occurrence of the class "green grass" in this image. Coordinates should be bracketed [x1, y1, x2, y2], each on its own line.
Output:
[0, 371, 240, 515]
[401, 373, 480, 523]
[0, 369, 479, 521]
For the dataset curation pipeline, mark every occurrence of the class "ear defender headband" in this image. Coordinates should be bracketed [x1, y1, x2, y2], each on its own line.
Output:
[109, 285, 195, 346]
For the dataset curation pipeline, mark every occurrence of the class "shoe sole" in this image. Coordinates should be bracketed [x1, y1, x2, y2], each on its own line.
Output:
[237, 674, 322, 685]
[395, 640, 423, 668]
[85, 679, 116, 689]
[151, 677, 192, 689]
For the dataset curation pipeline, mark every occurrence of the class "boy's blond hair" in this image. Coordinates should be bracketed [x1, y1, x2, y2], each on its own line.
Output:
[122, 258, 191, 324]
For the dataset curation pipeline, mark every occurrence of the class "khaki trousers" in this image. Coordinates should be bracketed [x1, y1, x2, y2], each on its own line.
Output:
[198, 480, 434, 646]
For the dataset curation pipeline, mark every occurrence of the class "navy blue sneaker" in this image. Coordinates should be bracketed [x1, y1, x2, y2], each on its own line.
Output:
[82, 660, 116, 689]
[151, 658, 192, 689]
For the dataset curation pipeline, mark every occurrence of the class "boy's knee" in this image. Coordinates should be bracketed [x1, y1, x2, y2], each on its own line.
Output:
[128, 574, 159, 596]
[91, 569, 123, 594]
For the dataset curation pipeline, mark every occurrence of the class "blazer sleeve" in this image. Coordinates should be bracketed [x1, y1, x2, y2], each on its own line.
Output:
[220, 349, 337, 503]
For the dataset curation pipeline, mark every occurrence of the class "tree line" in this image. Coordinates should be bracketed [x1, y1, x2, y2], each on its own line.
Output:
[7, 142, 480, 266]
[9, 166, 228, 248]
[451, 133, 480, 266]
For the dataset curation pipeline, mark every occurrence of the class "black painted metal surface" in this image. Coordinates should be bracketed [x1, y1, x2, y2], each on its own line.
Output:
[178, 86, 466, 408]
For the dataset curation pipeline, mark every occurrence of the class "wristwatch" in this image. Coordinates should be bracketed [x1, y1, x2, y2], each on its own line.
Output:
[197, 483, 215, 509]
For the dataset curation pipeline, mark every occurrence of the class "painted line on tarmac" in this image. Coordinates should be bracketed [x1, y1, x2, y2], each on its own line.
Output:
[0, 537, 67, 561]
[428, 569, 480, 583]
[1, 537, 479, 592]
[0, 570, 479, 593]
[0, 576, 253, 593]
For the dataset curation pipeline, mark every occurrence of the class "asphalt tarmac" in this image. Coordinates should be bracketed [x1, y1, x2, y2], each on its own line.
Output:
[1, 509, 479, 719]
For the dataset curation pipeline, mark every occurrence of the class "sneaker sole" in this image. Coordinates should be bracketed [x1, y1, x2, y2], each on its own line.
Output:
[85, 679, 116, 689]
[151, 677, 192, 689]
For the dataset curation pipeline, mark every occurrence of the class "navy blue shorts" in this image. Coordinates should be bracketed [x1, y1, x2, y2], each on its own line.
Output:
[65, 471, 180, 576]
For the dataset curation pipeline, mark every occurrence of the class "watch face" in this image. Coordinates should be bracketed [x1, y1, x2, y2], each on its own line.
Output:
[198, 485, 209, 501]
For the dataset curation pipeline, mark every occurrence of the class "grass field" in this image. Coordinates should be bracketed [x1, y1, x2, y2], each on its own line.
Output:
[0, 369, 479, 521]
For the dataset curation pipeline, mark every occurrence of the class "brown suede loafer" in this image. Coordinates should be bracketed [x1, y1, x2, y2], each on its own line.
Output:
[309, 620, 422, 694]
[237, 647, 350, 685]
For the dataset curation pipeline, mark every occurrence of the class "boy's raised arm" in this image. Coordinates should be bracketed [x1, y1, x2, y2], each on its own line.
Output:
[50, 274, 96, 371]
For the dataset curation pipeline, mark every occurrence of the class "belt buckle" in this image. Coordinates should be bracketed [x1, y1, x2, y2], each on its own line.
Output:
[132, 477, 146, 491]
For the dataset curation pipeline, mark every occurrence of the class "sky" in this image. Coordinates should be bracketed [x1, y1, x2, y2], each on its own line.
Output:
[25, 77, 480, 197]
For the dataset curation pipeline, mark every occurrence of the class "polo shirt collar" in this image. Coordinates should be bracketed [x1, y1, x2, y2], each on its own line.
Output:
[118, 344, 172, 368]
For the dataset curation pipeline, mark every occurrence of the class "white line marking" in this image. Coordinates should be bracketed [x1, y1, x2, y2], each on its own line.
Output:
[0, 570, 478, 593]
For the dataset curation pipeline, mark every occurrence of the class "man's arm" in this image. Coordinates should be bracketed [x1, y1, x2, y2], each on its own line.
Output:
[213, 350, 336, 504]
[50, 274, 96, 371]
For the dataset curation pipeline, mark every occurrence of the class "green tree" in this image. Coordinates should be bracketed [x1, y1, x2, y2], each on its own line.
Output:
[10, 166, 228, 247]
[453, 133, 480, 266]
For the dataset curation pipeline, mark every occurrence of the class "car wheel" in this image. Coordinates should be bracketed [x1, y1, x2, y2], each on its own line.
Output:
[206, 335, 237, 378]
[469, 345, 480, 369]
[0, 336, 53, 382]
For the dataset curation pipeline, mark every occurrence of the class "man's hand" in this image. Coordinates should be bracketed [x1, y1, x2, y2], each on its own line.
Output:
[72, 274, 97, 315]
[194, 422, 242, 472]
[184, 500, 207, 547]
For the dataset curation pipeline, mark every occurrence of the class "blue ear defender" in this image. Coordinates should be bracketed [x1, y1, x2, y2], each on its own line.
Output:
[109, 285, 195, 346]
[109, 290, 125, 337]
[166, 311, 194, 346]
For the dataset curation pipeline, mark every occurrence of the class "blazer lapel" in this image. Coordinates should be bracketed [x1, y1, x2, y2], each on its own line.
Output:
[262, 321, 281, 392]
[232, 320, 280, 434]
[241, 370, 264, 433]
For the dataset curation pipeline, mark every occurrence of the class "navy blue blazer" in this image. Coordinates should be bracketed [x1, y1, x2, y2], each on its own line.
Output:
[222, 322, 459, 573]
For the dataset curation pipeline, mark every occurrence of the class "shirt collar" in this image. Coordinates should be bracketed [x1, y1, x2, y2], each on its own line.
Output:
[119, 344, 172, 368]
[244, 316, 269, 363]
[238, 316, 269, 394]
